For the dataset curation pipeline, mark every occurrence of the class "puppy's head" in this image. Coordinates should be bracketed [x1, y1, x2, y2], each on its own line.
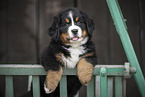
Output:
[48, 8, 94, 44]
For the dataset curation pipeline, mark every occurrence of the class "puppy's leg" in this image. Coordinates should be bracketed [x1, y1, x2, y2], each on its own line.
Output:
[77, 58, 94, 85]
[44, 67, 63, 94]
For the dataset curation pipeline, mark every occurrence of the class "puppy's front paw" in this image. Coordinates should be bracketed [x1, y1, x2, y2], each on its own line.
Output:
[77, 58, 94, 85]
[44, 82, 53, 94]
[44, 67, 63, 94]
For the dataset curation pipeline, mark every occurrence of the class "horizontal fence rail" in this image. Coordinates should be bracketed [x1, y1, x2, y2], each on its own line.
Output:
[0, 64, 136, 76]
[0, 63, 136, 97]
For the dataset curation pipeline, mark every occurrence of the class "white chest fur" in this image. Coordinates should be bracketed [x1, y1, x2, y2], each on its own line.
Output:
[62, 45, 86, 69]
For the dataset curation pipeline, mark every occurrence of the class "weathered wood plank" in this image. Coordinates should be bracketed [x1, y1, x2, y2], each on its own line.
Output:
[108, 77, 113, 97]
[115, 77, 122, 97]
[100, 68, 107, 97]
[0, 64, 136, 76]
[95, 76, 100, 97]
[5, 76, 14, 97]
[122, 78, 126, 97]
[87, 76, 95, 97]
[60, 75, 67, 97]
[32, 75, 40, 97]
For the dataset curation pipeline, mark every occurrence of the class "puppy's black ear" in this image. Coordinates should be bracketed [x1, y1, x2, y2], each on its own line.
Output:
[81, 12, 95, 37]
[48, 16, 60, 41]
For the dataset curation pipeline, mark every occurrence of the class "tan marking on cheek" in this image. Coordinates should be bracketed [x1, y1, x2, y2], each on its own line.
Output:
[77, 58, 94, 85]
[76, 17, 79, 22]
[55, 53, 64, 64]
[45, 67, 63, 92]
[60, 33, 70, 44]
[65, 19, 70, 23]
[82, 30, 88, 37]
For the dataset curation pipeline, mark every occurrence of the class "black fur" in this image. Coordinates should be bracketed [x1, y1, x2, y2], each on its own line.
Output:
[81, 12, 95, 37]
[48, 16, 60, 41]
[22, 8, 97, 97]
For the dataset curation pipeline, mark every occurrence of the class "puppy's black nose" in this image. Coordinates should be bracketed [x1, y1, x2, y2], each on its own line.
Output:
[71, 29, 78, 35]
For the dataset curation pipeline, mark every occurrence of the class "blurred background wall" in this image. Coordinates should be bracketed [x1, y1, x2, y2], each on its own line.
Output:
[0, 0, 145, 97]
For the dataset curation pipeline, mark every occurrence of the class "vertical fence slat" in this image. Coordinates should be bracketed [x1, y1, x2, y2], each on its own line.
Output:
[32, 75, 40, 97]
[115, 77, 122, 97]
[5, 76, 14, 97]
[87, 76, 95, 97]
[100, 68, 107, 97]
[95, 76, 100, 97]
[60, 75, 67, 97]
[108, 77, 113, 97]
[28, 75, 32, 91]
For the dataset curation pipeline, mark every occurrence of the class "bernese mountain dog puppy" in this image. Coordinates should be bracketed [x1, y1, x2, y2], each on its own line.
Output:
[22, 8, 97, 97]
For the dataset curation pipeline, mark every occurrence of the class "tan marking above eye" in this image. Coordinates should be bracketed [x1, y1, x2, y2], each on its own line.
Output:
[65, 19, 70, 23]
[76, 17, 79, 22]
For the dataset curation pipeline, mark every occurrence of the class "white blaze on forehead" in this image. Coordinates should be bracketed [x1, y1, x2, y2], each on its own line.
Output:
[68, 11, 82, 39]
[69, 11, 74, 26]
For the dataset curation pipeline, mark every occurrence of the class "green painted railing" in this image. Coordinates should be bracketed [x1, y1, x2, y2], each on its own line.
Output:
[106, 0, 145, 96]
[0, 63, 136, 97]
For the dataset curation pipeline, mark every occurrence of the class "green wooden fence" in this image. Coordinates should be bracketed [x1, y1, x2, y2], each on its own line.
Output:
[106, 0, 145, 96]
[0, 63, 136, 97]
